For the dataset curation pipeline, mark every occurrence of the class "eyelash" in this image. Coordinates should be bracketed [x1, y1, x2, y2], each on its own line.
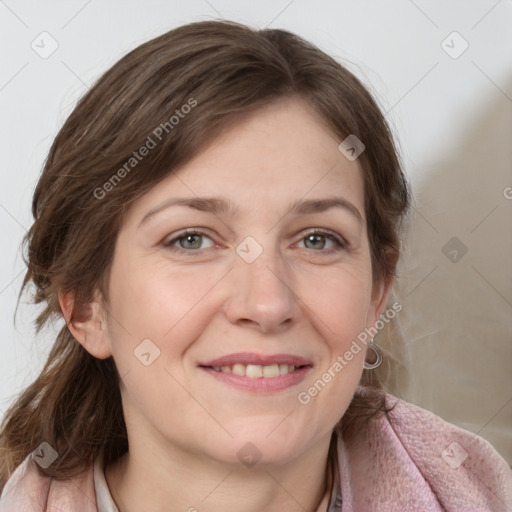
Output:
[162, 228, 347, 256]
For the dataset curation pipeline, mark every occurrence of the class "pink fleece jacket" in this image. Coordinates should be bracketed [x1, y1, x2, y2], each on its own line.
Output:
[1, 390, 511, 511]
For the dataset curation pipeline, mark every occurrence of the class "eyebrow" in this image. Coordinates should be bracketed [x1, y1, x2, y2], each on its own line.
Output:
[138, 196, 363, 228]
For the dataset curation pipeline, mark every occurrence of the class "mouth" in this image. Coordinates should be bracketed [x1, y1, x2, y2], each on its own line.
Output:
[198, 352, 313, 392]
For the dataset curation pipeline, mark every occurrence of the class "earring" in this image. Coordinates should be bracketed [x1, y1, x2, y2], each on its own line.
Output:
[363, 342, 382, 370]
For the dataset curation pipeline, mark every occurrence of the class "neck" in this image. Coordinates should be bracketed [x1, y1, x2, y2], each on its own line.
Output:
[105, 432, 337, 512]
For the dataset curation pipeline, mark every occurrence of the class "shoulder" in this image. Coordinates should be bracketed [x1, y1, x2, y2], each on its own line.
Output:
[0, 453, 97, 512]
[337, 387, 512, 511]
[382, 391, 511, 478]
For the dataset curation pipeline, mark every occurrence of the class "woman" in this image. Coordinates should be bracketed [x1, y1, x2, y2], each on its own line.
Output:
[0, 20, 510, 512]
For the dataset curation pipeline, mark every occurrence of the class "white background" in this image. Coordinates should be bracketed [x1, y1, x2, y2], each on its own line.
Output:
[1, 0, 511, 465]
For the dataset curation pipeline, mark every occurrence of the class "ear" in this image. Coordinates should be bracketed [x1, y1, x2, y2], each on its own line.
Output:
[58, 288, 112, 359]
[367, 248, 399, 327]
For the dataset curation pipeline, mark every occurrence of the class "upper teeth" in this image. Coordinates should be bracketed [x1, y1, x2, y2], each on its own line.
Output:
[211, 363, 297, 378]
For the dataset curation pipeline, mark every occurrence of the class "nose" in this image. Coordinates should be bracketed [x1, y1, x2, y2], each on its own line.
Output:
[223, 241, 298, 334]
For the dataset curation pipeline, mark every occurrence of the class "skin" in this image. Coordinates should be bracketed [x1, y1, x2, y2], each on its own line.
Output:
[59, 95, 396, 512]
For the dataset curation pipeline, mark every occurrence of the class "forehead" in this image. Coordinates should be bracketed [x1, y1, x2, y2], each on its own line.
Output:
[126, 96, 365, 223]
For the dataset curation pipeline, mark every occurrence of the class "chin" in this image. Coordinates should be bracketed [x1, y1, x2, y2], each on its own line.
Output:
[209, 419, 315, 468]
[209, 441, 302, 469]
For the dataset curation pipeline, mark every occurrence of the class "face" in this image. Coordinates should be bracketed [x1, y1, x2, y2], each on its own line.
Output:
[75, 96, 392, 468]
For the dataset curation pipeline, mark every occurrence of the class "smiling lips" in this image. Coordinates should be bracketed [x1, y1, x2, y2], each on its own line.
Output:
[199, 352, 313, 390]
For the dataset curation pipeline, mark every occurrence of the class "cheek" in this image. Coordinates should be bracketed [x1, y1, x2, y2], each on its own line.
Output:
[303, 263, 373, 339]
[105, 260, 218, 417]
[107, 256, 219, 357]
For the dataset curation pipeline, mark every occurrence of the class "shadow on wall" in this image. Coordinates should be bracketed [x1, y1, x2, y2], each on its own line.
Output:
[394, 74, 512, 467]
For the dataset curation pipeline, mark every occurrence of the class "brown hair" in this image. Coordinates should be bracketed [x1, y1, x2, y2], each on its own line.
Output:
[0, 19, 410, 490]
